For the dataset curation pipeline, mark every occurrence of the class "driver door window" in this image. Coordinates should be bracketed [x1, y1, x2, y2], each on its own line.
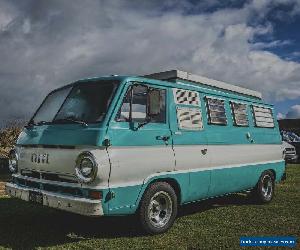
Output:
[117, 84, 166, 123]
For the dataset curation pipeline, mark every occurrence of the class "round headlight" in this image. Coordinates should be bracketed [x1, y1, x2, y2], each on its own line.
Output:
[8, 149, 18, 173]
[75, 152, 98, 183]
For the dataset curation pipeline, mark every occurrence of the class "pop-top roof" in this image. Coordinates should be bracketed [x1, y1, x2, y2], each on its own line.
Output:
[143, 69, 262, 99]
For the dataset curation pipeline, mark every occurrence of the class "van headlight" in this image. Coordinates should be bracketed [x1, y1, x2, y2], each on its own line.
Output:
[8, 149, 18, 173]
[75, 152, 98, 183]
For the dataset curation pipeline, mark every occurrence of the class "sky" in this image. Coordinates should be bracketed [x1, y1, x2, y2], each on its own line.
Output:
[0, 0, 300, 127]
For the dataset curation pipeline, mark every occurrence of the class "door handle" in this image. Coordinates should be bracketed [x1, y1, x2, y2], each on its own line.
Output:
[246, 132, 254, 143]
[156, 135, 170, 141]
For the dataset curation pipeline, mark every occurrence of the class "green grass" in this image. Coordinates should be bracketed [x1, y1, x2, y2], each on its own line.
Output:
[0, 165, 299, 250]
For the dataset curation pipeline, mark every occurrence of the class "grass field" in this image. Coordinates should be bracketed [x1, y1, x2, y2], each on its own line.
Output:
[0, 165, 299, 250]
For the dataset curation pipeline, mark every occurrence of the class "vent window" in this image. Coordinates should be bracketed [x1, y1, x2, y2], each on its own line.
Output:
[252, 106, 274, 128]
[230, 102, 248, 126]
[206, 97, 227, 125]
[173, 88, 200, 106]
[177, 107, 203, 130]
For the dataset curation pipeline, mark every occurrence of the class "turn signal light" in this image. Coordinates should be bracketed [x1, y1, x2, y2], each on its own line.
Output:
[89, 190, 102, 200]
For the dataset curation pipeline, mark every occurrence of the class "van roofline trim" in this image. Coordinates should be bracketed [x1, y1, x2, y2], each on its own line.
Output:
[143, 69, 262, 99]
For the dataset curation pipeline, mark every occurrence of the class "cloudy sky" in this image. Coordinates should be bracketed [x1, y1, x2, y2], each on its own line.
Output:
[0, 0, 300, 126]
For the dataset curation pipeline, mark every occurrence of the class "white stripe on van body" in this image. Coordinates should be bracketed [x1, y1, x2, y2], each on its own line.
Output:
[107, 143, 283, 188]
[108, 159, 283, 188]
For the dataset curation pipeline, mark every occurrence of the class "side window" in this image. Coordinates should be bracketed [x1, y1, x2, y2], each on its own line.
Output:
[119, 85, 147, 122]
[173, 88, 203, 131]
[252, 105, 274, 128]
[230, 102, 249, 126]
[206, 97, 227, 125]
[177, 107, 203, 130]
[173, 88, 200, 106]
[117, 84, 166, 123]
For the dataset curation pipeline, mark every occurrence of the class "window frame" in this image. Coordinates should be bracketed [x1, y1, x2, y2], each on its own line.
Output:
[115, 82, 167, 124]
[205, 96, 228, 126]
[252, 105, 275, 128]
[173, 88, 200, 106]
[176, 106, 203, 131]
[230, 101, 249, 127]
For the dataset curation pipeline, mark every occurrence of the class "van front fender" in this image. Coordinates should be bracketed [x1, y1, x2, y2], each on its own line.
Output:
[134, 172, 190, 211]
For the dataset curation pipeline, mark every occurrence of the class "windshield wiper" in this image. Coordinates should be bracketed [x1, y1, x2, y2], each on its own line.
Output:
[54, 118, 88, 127]
[25, 120, 35, 128]
[25, 120, 48, 128]
[36, 121, 48, 125]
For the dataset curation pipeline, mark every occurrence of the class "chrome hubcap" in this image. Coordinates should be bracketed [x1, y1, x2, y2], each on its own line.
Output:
[262, 175, 273, 199]
[148, 191, 172, 228]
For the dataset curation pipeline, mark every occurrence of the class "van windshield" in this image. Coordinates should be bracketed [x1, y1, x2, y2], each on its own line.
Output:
[30, 80, 119, 125]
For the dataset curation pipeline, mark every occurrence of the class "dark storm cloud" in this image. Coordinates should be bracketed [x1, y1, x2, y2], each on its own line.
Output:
[0, 0, 300, 126]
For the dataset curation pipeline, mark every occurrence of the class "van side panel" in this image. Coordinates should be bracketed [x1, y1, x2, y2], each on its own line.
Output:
[208, 144, 283, 196]
[168, 88, 211, 202]
[209, 160, 285, 196]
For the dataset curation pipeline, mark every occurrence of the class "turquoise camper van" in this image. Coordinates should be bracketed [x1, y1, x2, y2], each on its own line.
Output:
[6, 70, 285, 234]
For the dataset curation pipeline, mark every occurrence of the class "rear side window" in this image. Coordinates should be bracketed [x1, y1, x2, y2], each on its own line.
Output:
[173, 88, 203, 130]
[206, 97, 227, 125]
[252, 106, 274, 128]
[230, 102, 248, 126]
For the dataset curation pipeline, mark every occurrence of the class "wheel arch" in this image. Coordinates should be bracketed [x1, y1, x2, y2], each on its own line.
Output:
[268, 169, 276, 180]
[135, 176, 182, 211]
[259, 169, 276, 182]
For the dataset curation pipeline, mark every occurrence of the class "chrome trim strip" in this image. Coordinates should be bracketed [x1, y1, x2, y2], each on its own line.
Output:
[12, 173, 81, 188]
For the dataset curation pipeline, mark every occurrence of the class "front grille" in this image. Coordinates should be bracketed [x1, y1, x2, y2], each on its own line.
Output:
[286, 152, 296, 156]
[21, 171, 40, 179]
[285, 148, 295, 152]
[21, 170, 78, 184]
[43, 184, 82, 196]
[13, 176, 84, 198]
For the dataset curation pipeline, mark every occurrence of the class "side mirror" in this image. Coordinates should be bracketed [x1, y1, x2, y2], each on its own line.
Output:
[148, 89, 160, 117]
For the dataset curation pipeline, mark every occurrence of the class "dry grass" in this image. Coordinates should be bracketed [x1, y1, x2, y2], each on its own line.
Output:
[0, 125, 22, 158]
[0, 174, 9, 195]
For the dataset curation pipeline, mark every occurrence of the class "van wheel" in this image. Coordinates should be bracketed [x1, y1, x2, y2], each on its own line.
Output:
[139, 182, 177, 234]
[252, 170, 275, 203]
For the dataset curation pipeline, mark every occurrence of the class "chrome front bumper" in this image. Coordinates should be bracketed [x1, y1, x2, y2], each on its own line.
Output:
[5, 182, 103, 216]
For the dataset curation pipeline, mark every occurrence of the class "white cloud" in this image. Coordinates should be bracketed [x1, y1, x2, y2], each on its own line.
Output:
[0, 1, 17, 30]
[286, 105, 300, 119]
[22, 18, 31, 34]
[251, 40, 292, 50]
[0, 0, 300, 125]
[277, 112, 285, 119]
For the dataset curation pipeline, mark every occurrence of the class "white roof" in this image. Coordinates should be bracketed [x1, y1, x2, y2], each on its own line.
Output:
[143, 69, 262, 99]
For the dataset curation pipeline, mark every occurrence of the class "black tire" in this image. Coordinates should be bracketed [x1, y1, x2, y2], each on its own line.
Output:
[139, 182, 178, 234]
[252, 170, 275, 204]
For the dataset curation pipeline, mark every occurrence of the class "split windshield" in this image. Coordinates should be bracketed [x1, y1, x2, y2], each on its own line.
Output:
[30, 80, 119, 126]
